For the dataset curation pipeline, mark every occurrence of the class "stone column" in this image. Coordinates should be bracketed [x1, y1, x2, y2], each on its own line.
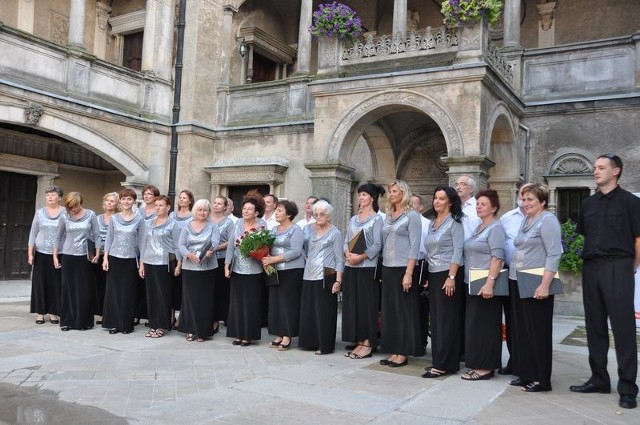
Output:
[294, 0, 313, 75]
[93, 1, 111, 60]
[141, 0, 176, 80]
[68, 0, 87, 49]
[17, 0, 36, 33]
[503, 0, 521, 48]
[305, 162, 355, 232]
[392, 0, 407, 39]
[442, 156, 495, 191]
[219, 5, 237, 85]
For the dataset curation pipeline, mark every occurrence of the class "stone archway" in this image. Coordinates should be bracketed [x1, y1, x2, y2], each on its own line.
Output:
[485, 102, 519, 209]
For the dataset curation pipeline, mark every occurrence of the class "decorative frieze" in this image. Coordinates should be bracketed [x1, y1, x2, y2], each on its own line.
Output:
[24, 102, 44, 125]
[487, 43, 514, 85]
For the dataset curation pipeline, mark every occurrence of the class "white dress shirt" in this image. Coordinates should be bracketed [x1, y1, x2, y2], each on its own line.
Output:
[461, 197, 481, 241]
[499, 206, 526, 266]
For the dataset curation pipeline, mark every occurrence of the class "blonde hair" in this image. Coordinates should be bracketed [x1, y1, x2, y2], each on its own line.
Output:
[102, 192, 120, 212]
[64, 192, 83, 211]
[191, 199, 212, 215]
[386, 180, 412, 214]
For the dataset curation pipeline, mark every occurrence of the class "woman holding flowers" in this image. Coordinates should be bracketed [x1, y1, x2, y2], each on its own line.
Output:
[225, 195, 268, 347]
[261, 200, 305, 351]
[177, 199, 220, 342]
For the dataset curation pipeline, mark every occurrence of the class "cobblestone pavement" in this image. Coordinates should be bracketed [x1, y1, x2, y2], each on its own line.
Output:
[0, 280, 638, 424]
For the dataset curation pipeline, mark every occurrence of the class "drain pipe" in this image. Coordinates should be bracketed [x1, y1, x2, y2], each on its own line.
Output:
[167, 0, 187, 202]
[519, 123, 531, 183]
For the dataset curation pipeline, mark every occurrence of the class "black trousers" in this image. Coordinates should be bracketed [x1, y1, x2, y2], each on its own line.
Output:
[583, 258, 638, 397]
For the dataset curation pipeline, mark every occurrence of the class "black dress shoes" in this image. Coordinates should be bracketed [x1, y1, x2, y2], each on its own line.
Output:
[619, 394, 637, 409]
[509, 378, 531, 387]
[379, 359, 390, 366]
[569, 382, 611, 394]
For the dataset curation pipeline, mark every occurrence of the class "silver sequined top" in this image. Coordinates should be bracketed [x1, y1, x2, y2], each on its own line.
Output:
[139, 217, 182, 265]
[56, 209, 100, 256]
[225, 219, 268, 275]
[271, 224, 305, 271]
[169, 211, 192, 226]
[29, 207, 66, 254]
[104, 214, 142, 259]
[425, 215, 465, 272]
[510, 211, 562, 280]
[302, 224, 345, 281]
[343, 213, 383, 268]
[213, 216, 234, 260]
[381, 210, 422, 267]
[463, 221, 505, 283]
[96, 214, 110, 251]
[178, 221, 221, 271]
[137, 207, 156, 222]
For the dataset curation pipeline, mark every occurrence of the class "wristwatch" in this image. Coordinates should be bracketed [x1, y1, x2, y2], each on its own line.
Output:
[488, 275, 496, 281]
[448, 274, 455, 280]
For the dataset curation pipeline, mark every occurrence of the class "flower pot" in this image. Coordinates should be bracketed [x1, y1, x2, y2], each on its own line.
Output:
[456, 17, 489, 63]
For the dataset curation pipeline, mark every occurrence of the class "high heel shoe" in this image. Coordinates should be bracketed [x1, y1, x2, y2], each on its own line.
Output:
[277, 339, 291, 351]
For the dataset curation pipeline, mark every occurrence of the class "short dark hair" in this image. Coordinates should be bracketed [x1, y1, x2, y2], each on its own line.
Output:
[597, 153, 623, 180]
[119, 188, 137, 201]
[277, 200, 298, 221]
[475, 189, 500, 216]
[156, 195, 172, 208]
[242, 196, 265, 218]
[521, 183, 549, 209]
[142, 185, 160, 196]
[265, 194, 279, 204]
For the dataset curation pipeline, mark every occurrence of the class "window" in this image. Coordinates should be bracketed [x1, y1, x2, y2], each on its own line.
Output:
[251, 53, 277, 83]
[556, 188, 589, 223]
[123, 32, 143, 71]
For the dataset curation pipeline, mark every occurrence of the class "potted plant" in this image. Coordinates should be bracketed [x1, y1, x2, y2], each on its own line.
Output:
[441, 0, 503, 29]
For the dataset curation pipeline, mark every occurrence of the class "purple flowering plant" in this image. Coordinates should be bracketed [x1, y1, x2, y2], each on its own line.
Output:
[559, 220, 584, 275]
[441, 0, 503, 29]
[309, 2, 363, 40]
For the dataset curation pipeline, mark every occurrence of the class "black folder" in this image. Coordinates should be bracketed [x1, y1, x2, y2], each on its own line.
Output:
[516, 268, 563, 298]
[348, 230, 367, 255]
[469, 268, 509, 296]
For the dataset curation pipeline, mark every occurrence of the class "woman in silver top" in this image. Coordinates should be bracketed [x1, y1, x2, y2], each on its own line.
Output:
[224, 195, 268, 346]
[28, 185, 65, 325]
[94, 192, 118, 326]
[135, 184, 159, 325]
[211, 195, 234, 333]
[423, 186, 465, 378]
[262, 200, 305, 351]
[510, 184, 562, 393]
[53, 192, 100, 331]
[462, 189, 505, 381]
[342, 184, 384, 360]
[139, 195, 182, 338]
[168, 189, 193, 329]
[379, 180, 423, 368]
[298, 200, 345, 355]
[177, 199, 220, 342]
[102, 188, 143, 335]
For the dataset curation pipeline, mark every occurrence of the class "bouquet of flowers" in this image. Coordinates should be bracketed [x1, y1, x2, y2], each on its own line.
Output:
[237, 226, 276, 275]
[309, 2, 363, 40]
[441, 0, 503, 29]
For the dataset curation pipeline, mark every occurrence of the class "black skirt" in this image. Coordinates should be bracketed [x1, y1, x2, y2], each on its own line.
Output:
[341, 266, 379, 347]
[135, 275, 148, 320]
[178, 269, 216, 337]
[145, 263, 173, 330]
[59, 254, 95, 330]
[170, 257, 182, 310]
[298, 279, 338, 353]
[428, 269, 464, 372]
[380, 266, 424, 357]
[226, 272, 262, 341]
[268, 268, 304, 337]
[92, 256, 106, 316]
[30, 252, 61, 315]
[102, 256, 138, 333]
[465, 292, 503, 370]
[213, 258, 230, 321]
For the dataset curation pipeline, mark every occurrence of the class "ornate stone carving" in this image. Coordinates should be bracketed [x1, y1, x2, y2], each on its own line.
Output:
[536, 2, 556, 31]
[550, 154, 592, 175]
[24, 102, 44, 125]
[51, 12, 69, 45]
[406, 10, 420, 32]
[96, 2, 111, 31]
[487, 43, 514, 85]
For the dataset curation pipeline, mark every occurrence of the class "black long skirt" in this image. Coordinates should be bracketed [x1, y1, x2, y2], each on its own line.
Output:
[226, 272, 262, 341]
[268, 268, 304, 337]
[213, 258, 230, 322]
[170, 258, 182, 311]
[59, 254, 95, 330]
[30, 252, 61, 315]
[92, 256, 106, 316]
[135, 275, 148, 320]
[465, 292, 502, 370]
[102, 256, 138, 333]
[341, 266, 379, 347]
[428, 269, 464, 372]
[298, 279, 338, 353]
[145, 263, 173, 331]
[178, 269, 216, 338]
[380, 266, 424, 357]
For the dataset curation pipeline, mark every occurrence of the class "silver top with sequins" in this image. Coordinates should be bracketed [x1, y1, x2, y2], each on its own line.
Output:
[214, 216, 234, 260]
[225, 219, 268, 275]
[96, 214, 110, 251]
[509, 211, 562, 280]
[139, 217, 182, 265]
[343, 213, 383, 268]
[57, 209, 100, 256]
[271, 224, 305, 270]
[425, 214, 465, 272]
[302, 224, 344, 281]
[29, 208, 66, 254]
[463, 221, 505, 283]
[178, 221, 220, 271]
[104, 214, 142, 259]
[381, 210, 422, 267]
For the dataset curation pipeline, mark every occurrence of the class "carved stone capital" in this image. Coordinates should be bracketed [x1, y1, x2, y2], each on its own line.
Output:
[24, 102, 44, 125]
[96, 1, 112, 31]
[536, 2, 556, 31]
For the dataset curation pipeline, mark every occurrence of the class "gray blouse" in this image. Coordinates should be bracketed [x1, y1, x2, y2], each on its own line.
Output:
[225, 219, 268, 275]
[302, 224, 345, 281]
[56, 209, 100, 256]
[510, 211, 562, 280]
[381, 210, 422, 267]
[271, 224, 305, 271]
[169, 211, 192, 227]
[104, 214, 142, 259]
[213, 216, 234, 260]
[137, 207, 156, 222]
[178, 221, 221, 271]
[463, 221, 506, 283]
[139, 217, 182, 265]
[28, 207, 66, 254]
[425, 215, 465, 273]
[343, 213, 383, 268]
[96, 214, 110, 251]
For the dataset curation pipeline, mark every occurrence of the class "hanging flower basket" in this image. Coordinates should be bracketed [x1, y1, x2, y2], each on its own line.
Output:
[441, 0, 503, 29]
[309, 2, 363, 41]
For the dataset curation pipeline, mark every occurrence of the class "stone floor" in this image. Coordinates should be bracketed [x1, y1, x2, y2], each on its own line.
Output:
[0, 280, 638, 424]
